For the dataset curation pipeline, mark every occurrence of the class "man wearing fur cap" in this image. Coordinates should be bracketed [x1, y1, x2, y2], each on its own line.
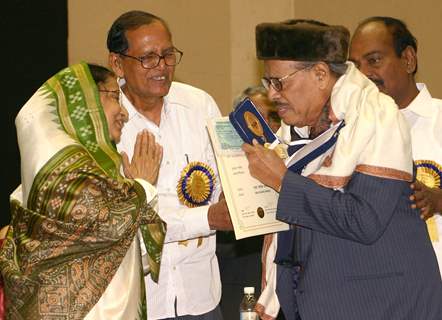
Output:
[242, 19, 442, 320]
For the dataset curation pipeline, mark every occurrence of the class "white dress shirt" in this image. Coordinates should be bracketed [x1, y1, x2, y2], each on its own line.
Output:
[401, 83, 442, 277]
[117, 81, 223, 319]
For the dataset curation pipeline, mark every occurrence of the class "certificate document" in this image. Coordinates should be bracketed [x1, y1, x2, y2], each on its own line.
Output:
[207, 117, 289, 239]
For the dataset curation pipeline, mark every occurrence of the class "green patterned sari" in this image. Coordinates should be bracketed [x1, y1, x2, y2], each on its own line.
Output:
[0, 63, 165, 319]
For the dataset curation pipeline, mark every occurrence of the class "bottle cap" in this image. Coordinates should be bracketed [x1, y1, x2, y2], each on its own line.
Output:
[244, 287, 255, 294]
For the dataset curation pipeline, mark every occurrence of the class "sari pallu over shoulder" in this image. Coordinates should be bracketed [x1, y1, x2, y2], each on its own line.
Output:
[0, 63, 165, 320]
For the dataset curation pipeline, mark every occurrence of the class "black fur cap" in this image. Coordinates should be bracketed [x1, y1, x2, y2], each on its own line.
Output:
[256, 19, 349, 63]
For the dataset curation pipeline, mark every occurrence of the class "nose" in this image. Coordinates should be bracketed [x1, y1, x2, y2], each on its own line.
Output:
[357, 62, 371, 78]
[266, 85, 281, 102]
[155, 56, 167, 70]
[120, 105, 129, 123]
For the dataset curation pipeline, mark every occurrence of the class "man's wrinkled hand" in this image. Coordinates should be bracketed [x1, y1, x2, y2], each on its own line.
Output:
[241, 139, 287, 192]
[208, 198, 233, 231]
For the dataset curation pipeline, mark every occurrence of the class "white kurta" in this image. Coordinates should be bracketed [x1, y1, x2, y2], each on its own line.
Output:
[401, 83, 442, 278]
[117, 81, 223, 319]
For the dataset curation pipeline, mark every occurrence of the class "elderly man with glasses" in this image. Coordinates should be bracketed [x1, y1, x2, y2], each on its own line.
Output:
[242, 19, 442, 320]
[107, 10, 232, 320]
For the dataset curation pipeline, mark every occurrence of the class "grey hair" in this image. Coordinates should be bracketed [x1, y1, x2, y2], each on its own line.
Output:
[107, 10, 171, 54]
[298, 61, 348, 77]
[233, 85, 268, 109]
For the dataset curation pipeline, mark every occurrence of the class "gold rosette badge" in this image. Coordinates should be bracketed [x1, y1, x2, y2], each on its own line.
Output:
[415, 160, 442, 189]
[415, 160, 442, 242]
[177, 161, 216, 208]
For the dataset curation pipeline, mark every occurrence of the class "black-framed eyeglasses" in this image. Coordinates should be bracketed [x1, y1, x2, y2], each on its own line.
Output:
[261, 67, 308, 92]
[119, 48, 183, 69]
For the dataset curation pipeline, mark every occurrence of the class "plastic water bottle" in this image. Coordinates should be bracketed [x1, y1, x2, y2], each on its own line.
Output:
[239, 286, 257, 320]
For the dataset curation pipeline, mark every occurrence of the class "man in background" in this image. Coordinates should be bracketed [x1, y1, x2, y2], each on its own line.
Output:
[350, 16, 442, 277]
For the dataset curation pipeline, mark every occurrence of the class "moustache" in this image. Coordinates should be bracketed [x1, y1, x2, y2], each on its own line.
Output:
[369, 77, 384, 87]
[274, 101, 287, 108]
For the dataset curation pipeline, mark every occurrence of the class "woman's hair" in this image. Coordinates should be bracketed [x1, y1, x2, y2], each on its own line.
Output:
[87, 63, 115, 85]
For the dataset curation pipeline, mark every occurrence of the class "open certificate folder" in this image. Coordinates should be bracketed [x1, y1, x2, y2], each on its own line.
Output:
[207, 112, 344, 239]
[207, 117, 288, 239]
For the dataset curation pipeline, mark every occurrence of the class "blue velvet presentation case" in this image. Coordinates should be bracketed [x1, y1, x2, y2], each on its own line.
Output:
[229, 98, 278, 145]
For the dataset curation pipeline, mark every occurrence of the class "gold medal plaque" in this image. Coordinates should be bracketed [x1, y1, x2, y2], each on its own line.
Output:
[244, 111, 266, 142]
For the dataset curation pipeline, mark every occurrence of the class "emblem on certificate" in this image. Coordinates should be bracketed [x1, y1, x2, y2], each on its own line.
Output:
[257, 207, 265, 218]
[415, 160, 441, 242]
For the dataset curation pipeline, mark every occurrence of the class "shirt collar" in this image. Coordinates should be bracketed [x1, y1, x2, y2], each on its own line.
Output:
[163, 82, 191, 110]
[120, 92, 143, 121]
[403, 83, 435, 118]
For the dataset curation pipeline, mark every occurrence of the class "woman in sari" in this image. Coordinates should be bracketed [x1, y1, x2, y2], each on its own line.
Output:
[0, 62, 165, 319]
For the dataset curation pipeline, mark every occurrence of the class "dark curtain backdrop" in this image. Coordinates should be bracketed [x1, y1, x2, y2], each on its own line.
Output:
[1, 1, 68, 227]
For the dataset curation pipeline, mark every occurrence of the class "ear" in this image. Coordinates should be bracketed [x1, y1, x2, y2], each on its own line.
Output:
[108, 53, 125, 78]
[401, 46, 417, 74]
[312, 62, 330, 89]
